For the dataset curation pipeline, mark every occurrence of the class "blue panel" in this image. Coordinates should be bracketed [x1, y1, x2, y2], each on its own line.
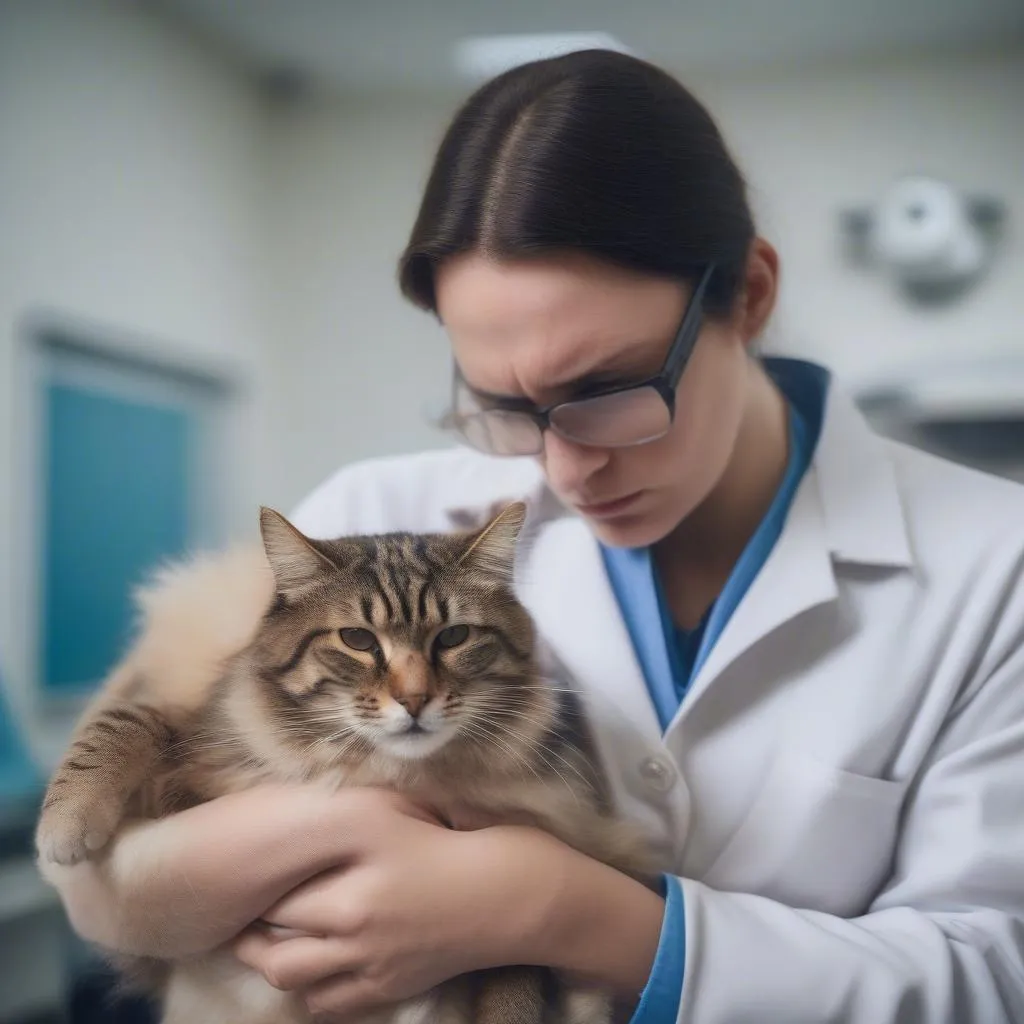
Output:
[41, 384, 192, 692]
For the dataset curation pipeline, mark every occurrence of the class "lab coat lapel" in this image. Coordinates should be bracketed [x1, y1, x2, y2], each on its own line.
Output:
[517, 515, 663, 745]
[670, 383, 914, 726]
[673, 467, 838, 721]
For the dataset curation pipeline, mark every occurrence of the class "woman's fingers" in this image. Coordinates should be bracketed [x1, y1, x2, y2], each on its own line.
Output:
[233, 928, 390, 1020]
[258, 922, 310, 940]
[234, 928, 362, 992]
[261, 866, 372, 935]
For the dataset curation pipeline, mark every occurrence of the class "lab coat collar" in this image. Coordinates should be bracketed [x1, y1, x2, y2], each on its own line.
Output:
[813, 382, 914, 570]
[672, 376, 915, 723]
[675, 461, 839, 719]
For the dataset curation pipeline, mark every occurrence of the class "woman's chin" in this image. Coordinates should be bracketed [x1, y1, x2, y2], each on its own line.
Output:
[585, 509, 670, 550]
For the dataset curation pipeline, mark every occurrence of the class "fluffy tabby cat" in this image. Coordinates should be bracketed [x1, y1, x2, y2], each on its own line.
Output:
[36, 502, 655, 1024]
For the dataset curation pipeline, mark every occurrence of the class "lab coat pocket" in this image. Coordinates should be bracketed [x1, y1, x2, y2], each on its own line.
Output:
[700, 750, 907, 917]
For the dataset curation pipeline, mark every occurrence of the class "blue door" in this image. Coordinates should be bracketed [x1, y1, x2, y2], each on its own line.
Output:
[34, 336, 229, 696]
[42, 385, 193, 692]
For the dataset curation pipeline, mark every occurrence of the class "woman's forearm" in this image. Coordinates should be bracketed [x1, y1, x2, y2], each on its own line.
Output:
[467, 826, 665, 998]
[548, 861, 665, 996]
[39, 786, 353, 959]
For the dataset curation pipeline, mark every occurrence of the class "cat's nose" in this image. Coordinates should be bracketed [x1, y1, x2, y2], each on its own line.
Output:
[395, 692, 427, 718]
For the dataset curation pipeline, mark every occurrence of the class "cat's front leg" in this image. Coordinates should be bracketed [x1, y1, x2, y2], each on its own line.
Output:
[36, 697, 175, 865]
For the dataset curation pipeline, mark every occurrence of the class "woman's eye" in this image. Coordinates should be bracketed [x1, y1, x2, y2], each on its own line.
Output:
[436, 624, 470, 649]
[340, 628, 377, 651]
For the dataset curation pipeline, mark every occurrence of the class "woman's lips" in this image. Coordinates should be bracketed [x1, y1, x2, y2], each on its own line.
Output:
[575, 491, 644, 519]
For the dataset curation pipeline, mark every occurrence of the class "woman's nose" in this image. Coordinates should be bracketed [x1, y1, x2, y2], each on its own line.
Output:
[541, 430, 610, 496]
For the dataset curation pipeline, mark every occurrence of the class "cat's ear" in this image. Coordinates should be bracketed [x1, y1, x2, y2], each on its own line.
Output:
[259, 507, 337, 597]
[458, 501, 527, 580]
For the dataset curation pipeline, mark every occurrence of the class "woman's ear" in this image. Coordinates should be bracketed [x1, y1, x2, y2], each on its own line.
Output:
[736, 237, 780, 346]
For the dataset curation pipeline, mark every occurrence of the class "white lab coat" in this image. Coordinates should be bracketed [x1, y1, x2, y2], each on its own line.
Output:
[291, 380, 1024, 1023]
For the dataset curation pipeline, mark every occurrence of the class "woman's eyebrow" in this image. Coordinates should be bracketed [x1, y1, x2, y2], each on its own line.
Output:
[468, 345, 663, 403]
[546, 336, 669, 391]
[470, 370, 608, 400]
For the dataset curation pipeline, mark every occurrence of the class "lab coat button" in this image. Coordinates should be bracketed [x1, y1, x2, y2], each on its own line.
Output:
[639, 756, 676, 792]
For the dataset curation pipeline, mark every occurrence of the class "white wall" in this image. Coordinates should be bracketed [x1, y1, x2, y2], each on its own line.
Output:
[697, 50, 1024, 383]
[0, 0, 280, 762]
[263, 93, 455, 507]
[263, 48, 1024, 507]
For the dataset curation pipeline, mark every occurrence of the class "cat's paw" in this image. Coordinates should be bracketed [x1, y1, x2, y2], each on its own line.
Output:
[35, 795, 123, 865]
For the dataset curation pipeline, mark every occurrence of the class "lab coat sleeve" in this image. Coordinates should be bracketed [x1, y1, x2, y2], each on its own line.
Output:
[675, 629, 1024, 1023]
[629, 875, 685, 1023]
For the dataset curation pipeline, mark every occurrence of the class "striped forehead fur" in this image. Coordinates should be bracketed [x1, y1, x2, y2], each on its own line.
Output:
[312, 529, 518, 632]
[303, 503, 526, 606]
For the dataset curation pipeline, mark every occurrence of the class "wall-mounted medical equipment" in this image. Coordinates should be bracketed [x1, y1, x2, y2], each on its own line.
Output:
[841, 175, 1006, 302]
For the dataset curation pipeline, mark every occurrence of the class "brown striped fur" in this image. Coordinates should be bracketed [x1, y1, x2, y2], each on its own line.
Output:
[37, 503, 656, 1024]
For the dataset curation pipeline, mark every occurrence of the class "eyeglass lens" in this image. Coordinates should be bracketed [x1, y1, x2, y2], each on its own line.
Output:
[458, 384, 672, 455]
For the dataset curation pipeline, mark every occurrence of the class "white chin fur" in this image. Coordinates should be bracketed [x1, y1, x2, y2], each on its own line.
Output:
[371, 705, 454, 761]
[376, 728, 453, 760]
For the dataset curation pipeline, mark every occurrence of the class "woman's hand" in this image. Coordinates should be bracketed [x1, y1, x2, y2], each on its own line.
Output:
[235, 809, 502, 1018]
[234, 794, 666, 1020]
[39, 785, 432, 959]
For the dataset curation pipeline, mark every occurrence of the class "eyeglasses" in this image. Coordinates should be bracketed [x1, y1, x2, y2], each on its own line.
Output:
[446, 265, 715, 457]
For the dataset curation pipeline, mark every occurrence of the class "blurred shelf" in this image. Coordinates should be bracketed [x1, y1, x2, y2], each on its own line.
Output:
[857, 356, 1024, 424]
[855, 356, 1024, 478]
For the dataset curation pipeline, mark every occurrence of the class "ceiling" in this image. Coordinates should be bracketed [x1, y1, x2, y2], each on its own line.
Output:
[156, 0, 1024, 94]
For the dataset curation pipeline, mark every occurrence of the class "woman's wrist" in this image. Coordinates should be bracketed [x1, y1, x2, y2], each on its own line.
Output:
[466, 826, 665, 998]
[540, 843, 665, 996]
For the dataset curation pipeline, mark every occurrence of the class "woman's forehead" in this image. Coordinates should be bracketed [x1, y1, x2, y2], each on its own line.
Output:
[436, 253, 684, 394]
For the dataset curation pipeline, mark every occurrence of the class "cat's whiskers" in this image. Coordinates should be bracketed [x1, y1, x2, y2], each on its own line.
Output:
[460, 690, 565, 731]
[295, 725, 365, 760]
[456, 718, 552, 790]
[464, 703, 555, 733]
[274, 715, 360, 729]
[516, 734, 591, 797]
[464, 693, 560, 711]
[462, 704, 591, 797]
[171, 734, 248, 755]
[487, 685, 583, 694]
[461, 696, 565, 729]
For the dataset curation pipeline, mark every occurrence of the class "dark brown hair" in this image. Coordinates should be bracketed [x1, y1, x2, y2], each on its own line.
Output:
[399, 49, 755, 319]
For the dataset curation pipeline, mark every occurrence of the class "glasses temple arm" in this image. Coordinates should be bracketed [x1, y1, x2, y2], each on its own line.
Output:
[664, 265, 715, 383]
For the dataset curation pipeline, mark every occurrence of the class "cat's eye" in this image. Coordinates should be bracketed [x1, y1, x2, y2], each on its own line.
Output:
[435, 624, 470, 649]
[340, 627, 377, 651]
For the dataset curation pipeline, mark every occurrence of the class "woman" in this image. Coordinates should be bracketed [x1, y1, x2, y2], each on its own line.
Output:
[45, 50, 1024, 1022]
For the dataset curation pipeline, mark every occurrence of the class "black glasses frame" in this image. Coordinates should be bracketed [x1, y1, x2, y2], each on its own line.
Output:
[450, 264, 715, 447]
